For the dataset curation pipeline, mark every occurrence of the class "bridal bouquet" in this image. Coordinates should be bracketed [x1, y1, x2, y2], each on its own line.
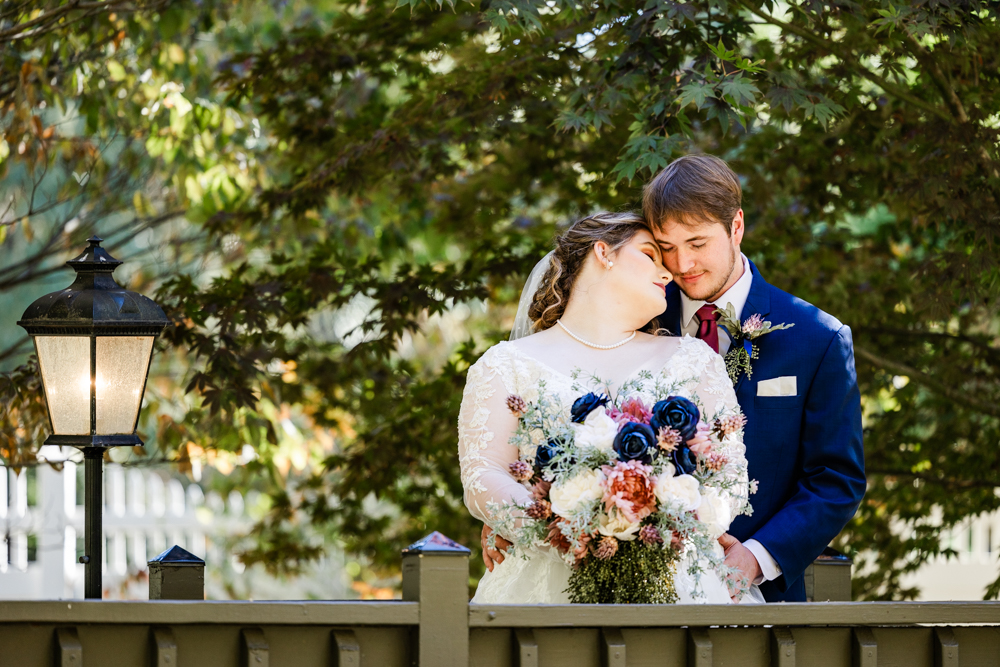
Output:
[489, 374, 752, 604]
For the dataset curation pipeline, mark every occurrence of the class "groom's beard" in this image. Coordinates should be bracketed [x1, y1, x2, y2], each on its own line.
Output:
[674, 246, 738, 303]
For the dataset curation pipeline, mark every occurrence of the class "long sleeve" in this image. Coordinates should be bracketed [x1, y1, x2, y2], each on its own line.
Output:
[458, 348, 534, 536]
[690, 342, 750, 524]
[750, 325, 866, 590]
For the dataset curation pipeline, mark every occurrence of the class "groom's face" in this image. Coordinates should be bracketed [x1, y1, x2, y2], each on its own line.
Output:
[652, 212, 744, 302]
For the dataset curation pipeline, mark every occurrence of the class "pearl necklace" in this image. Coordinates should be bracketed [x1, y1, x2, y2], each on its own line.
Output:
[556, 320, 637, 350]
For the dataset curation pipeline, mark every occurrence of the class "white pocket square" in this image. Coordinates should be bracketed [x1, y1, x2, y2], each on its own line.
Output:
[757, 376, 797, 397]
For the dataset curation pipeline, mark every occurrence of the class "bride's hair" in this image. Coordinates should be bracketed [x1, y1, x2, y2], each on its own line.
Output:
[528, 211, 650, 331]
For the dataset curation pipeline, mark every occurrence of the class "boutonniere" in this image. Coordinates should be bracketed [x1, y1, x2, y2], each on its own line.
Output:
[715, 303, 794, 385]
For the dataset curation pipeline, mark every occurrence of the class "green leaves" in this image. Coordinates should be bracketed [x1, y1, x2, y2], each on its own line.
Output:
[5, 0, 1000, 601]
[677, 82, 716, 109]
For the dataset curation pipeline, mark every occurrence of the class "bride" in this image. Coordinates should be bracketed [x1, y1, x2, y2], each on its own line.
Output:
[457, 211, 751, 604]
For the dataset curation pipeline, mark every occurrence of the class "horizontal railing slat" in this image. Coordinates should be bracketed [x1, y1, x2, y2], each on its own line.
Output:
[468, 602, 1000, 627]
[0, 600, 419, 625]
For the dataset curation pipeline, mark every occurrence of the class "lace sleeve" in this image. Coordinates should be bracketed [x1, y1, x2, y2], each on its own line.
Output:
[458, 346, 534, 535]
[689, 342, 750, 522]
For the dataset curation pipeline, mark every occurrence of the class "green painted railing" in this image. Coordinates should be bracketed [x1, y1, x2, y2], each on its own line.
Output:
[1, 535, 998, 666]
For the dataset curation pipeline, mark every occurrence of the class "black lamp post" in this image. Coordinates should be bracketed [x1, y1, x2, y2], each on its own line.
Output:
[17, 236, 168, 599]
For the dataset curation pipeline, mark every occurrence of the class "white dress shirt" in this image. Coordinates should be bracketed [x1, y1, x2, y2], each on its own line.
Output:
[678, 253, 783, 585]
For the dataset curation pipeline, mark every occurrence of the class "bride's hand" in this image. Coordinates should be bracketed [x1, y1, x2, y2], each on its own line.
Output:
[686, 421, 712, 455]
[481, 524, 511, 572]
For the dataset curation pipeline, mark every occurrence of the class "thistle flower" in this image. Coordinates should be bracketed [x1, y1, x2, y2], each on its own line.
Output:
[506, 394, 528, 417]
[639, 525, 663, 545]
[713, 414, 747, 438]
[742, 314, 764, 335]
[594, 536, 618, 560]
[656, 427, 683, 453]
[702, 452, 729, 472]
[508, 460, 533, 482]
[526, 500, 552, 520]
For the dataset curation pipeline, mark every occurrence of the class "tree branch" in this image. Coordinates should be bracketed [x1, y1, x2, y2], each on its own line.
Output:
[867, 468, 1000, 491]
[900, 32, 968, 123]
[856, 326, 1000, 365]
[854, 345, 1000, 418]
[0, 336, 31, 364]
[0, 0, 133, 43]
[735, 1, 955, 124]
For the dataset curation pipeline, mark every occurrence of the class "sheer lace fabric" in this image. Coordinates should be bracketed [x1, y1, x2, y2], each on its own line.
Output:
[457, 335, 751, 604]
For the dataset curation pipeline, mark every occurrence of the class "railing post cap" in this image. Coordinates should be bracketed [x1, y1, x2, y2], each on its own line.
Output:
[815, 546, 853, 565]
[148, 545, 205, 567]
[402, 531, 471, 556]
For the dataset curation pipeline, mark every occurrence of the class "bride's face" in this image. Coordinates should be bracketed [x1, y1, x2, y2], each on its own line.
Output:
[601, 229, 672, 320]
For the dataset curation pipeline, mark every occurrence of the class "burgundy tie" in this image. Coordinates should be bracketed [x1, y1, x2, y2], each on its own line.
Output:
[695, 304, 720, 354]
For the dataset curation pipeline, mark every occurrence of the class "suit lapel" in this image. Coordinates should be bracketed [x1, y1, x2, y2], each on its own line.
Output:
[732, 261, 771, 395]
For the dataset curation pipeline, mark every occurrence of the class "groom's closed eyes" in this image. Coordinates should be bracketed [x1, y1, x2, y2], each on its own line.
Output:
[657, 235, 710, 255]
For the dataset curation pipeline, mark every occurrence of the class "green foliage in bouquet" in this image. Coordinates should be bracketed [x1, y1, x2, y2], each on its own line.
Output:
[567, 540, 680, 604]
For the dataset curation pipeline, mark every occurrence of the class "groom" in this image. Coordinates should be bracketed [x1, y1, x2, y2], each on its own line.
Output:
[642, 154, 866, 602]
[481, 154, 866, 602]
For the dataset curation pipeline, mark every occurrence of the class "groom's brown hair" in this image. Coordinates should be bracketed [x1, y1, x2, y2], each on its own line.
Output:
[642, 154, 742, 236]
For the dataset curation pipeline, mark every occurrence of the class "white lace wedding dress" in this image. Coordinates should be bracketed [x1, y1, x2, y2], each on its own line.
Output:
[458, 334, 752, 604]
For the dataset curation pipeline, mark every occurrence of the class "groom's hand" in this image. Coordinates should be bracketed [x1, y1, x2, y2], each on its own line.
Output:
[481, 524, 511, 572]
[718, 533, 762, 602]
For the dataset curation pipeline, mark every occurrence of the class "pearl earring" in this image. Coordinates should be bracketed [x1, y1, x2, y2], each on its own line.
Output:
[607, 261, 614, 268]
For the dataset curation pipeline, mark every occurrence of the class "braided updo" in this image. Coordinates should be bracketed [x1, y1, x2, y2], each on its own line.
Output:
[528, 211, 650, 332]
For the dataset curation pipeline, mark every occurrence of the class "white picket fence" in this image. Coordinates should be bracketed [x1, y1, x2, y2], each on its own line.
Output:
[0, 453, 258, 600]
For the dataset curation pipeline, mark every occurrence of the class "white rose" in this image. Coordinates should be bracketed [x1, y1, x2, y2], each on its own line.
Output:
[572, 407, 618, 452]
[697, 487, 732, 539]
[597, 511, 642, 541]
[653, 472, 702, 513]
[549, 469, 604, 517]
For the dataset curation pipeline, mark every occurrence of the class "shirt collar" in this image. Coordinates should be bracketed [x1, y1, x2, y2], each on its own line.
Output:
[680, 254, 753, 329]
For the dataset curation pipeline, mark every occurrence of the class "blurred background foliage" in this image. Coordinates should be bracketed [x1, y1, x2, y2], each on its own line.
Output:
[1, 0, 998, 599]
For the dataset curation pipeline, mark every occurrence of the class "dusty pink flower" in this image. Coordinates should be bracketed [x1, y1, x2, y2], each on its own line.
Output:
[601, 460, 656, 523]
[594, 536, 618, 560]
[508, 460, 533, 482]
[531, 479, 551, 501]
[689, 439, 713, 456]
[607, 397, 652, 426]
[573, 532, 593, 565]
[546, 518, 571, 554]
[639, 525, 663, 545]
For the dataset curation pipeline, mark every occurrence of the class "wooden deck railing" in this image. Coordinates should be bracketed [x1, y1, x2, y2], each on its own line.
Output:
[1, 533, 998, 666]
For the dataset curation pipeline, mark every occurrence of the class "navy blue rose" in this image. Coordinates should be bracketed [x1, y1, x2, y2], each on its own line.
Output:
[534, 440, 562, 470]
[650, 396, 700, 442]
[571, 392, 610, 423]
[672, 445, 698, 476]
[612, 422, 657, 464]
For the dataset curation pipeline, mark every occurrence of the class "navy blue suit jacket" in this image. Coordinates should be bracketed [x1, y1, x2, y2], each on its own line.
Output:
[661, 261, 866, 601]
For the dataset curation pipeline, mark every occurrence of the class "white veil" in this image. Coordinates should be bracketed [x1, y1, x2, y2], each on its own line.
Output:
[510, 251, 554, 340]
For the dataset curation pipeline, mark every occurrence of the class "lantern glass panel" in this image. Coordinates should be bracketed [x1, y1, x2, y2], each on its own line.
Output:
[34, 336, 92, 435]
[95, 336, 154, 434]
